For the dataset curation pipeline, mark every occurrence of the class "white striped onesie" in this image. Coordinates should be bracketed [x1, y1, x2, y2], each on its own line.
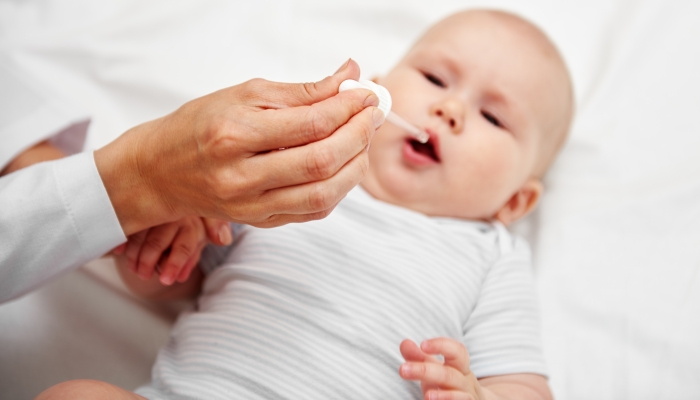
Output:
[136, 187, 546, 399]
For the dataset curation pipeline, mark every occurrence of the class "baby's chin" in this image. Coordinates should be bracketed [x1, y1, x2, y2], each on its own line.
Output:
[359, 168, 440, 214]
[358, 178, 450, 218]
[358, 176, 419, 211]
[359, 176, 504, 221]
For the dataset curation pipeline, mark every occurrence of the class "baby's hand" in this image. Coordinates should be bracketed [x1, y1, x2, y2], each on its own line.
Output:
[113, 217, 232, 286]
[399, 338, 484, 400]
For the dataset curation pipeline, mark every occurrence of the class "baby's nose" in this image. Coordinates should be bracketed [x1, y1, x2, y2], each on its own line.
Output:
[431, 99, 464, 133]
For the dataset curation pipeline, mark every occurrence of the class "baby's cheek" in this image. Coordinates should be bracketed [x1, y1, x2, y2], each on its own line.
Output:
[462, 141, 516, 181]
[450, 148, 519, 213]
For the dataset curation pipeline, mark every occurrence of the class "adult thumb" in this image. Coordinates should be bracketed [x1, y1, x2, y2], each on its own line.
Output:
[289, 58, 361, 106]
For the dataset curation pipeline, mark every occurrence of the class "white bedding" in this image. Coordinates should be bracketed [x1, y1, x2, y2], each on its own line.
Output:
[1, 1, 699, 398]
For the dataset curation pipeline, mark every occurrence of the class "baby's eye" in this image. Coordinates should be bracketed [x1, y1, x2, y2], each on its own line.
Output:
[481, 111, 501, 127]
[423, 72, 446, 88]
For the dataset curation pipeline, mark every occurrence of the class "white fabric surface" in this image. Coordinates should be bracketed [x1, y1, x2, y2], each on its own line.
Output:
[0, 258, 183, 399]
[520, 1, 700, 398]
[0, 0, 699, 399]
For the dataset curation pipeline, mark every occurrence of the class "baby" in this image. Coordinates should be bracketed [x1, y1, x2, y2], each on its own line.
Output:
[39, 9, 573, 400]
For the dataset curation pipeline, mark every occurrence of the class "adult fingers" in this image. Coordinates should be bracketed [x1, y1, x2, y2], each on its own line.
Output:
[421, 338, 471, 375]
[244, 59, 361, 109]
[424, 390, 474, 400]
[248, 106, 379, 189]
[256, 143, 370, 216]
[202, 218, 232, 246]
[136, 223, 180, 280]
[250, 198, 343, 228]
[399, 363, 466, 391]
[241, 89, 379, 153]
[125, 230, 148, 275]
[159, 222, 206, 286]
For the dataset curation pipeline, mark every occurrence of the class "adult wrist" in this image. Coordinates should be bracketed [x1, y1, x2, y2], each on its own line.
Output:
[94, 120, 177, 236]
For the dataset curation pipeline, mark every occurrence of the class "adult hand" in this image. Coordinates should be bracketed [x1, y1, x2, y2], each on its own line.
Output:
[96, 59, 382, 235]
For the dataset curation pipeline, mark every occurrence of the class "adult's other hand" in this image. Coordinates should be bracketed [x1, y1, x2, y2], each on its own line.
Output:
[96, 59, 382, 235]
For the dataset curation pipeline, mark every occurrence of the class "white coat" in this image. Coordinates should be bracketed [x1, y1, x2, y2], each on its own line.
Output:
[0, 58, 125, 303]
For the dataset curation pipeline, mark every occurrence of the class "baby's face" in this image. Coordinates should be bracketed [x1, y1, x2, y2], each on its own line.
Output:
[361, 11, 571, 221]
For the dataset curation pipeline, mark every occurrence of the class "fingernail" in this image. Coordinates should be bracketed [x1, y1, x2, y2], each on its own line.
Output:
[334, 58, 351, 74]
[160, 273, 174, 286]
[218, 224, 232, 245]
[372, 107, 385, 128]
[364, 92, 380, 108]
[400, 364, 411, 375]
[429, 392, 438, 400]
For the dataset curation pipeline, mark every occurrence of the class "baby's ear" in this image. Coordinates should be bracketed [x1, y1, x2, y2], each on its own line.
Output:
[495, 178, 543, 226]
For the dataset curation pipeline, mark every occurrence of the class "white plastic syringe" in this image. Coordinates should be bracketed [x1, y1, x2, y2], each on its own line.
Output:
[339, 79, 429, 143]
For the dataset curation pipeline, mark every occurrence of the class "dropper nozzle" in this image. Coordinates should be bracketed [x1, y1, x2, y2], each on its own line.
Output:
[385, 111, 429, 143]
[338, 79, 429, 143]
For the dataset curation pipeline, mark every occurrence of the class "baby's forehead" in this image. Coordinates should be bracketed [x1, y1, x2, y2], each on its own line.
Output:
[418, 10, 558, 60]
[414, 12, 568, 112]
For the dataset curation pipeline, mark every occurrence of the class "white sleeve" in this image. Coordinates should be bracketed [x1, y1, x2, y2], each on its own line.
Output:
[0, 55, 90, 169]
[462, 234, 547, 378]
[0, 152, 126, 303]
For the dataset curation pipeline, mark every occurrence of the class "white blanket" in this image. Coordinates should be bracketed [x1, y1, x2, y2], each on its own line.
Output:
[1, 1, 699, 398]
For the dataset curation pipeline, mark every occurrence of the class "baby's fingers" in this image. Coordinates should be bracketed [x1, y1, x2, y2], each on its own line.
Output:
[112, 243, 127, 255]
[159, 222, 206, 285]
[125, 230, 148, 275]
[421, 338, 471, 375]
[400, 362, 467, 391]
[202, 218, 232, 246]
[136, 223, 180, 280]
[424, 390, 474, 400]
[400, 339, 441, 364]
[175, 242, 205, 283]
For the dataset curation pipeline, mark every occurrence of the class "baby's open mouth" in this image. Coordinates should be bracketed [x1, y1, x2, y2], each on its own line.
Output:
[409, 138, 440, 162]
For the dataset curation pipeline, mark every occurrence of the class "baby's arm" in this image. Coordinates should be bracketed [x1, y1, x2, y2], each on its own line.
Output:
[1, 140, 65, 176]
[399, 338, 552, 400]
